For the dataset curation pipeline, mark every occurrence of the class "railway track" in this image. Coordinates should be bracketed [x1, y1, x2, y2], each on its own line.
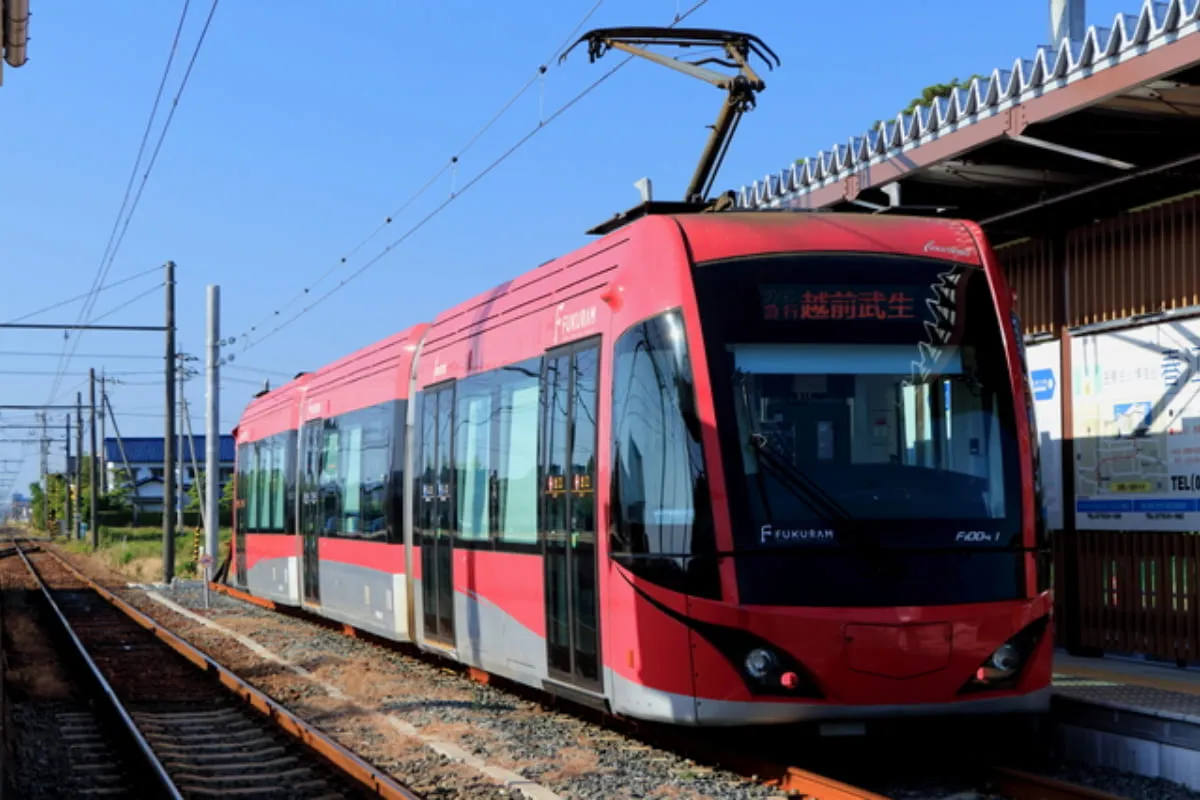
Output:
[1, 535, 422, 799]
[198, 579, 1130, 800]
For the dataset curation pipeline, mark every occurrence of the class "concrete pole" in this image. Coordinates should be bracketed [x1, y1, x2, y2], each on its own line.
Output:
[99, 368, 108, 495]
[177, 362, 185, 529]
[205, 285, 221, 573]
[89, 368, 98, 548]
[75, 392, 83, 539]
[164, 260, 177, 583]
[65, 416, 72, 536]
[39, 412, 47, 533]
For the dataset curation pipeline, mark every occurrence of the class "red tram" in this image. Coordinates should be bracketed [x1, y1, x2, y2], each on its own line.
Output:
[229, 210, 1053, 727]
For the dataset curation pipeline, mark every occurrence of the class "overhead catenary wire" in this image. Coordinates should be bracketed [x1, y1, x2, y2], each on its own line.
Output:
[238, 0, 711, 356]
[1, 266, 164, 326]
[45, 0, 221, 404]
[234, 0, 611, 343]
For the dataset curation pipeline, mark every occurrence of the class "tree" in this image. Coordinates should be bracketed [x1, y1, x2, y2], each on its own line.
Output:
[900, 74, 987, 116]
[186, 470, 234, 518]
[796, 75, 989, 165]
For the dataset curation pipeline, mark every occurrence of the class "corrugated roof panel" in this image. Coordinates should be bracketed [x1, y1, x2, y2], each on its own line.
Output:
[736, 0, 1200, 209]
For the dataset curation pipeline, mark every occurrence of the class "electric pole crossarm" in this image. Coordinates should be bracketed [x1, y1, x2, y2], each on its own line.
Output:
[560, 26, 779, 206]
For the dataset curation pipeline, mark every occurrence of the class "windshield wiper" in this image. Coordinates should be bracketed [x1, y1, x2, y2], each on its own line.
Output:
[747, 432, 854, 524]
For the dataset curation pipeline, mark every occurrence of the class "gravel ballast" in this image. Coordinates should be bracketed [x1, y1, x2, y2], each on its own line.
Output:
[37, 543, 1200, 800]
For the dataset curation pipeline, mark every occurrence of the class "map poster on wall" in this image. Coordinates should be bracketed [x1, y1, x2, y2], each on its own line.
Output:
[1026, 341, 1063, 530]
[1072, 318, 1200, 531]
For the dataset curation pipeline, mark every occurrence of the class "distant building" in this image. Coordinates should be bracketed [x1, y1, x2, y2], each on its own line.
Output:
[104, 436, 236, 514]
[9, 493, 30, 522]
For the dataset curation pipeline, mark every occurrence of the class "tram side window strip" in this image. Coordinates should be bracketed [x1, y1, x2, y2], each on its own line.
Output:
[307, 402, 398, 543]
[610, 309, 719, 599]
[236, 443, 250, 534]
[456, 376, 493, 542]
[497, 360, 540, 546]
[319, 419, 343, 536]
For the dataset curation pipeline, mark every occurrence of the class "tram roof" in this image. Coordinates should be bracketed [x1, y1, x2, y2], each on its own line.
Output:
[734, 0, 1200, 245]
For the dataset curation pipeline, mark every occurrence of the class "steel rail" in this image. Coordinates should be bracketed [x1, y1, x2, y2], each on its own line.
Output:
[206, 580, 1140, 800]
[9, 539, 184, 799]
[988, 766, 1129, 800]
[18, 535, 423, 800]
[207, 581, 889, 799]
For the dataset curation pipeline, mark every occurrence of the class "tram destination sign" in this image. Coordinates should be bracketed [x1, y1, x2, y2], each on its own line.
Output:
[759, 284, 919, 323]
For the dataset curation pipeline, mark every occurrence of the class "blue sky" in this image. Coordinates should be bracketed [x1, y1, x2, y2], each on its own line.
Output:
[0, 0, 1137, 496]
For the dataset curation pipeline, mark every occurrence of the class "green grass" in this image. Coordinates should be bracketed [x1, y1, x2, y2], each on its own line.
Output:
[61, 525, 233, 582]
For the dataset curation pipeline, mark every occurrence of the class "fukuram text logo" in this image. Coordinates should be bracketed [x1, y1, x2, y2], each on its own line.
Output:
[761, 525, 835, 544]
[923, 239, 974, 258]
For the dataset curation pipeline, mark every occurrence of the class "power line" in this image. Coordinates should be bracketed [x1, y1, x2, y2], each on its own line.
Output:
[1, 266, 163, 325]
[238, 0, 710, 356]
[47, 0, 221, 403]
[0, 351, 159, 360]
[87, 1, 193, 325]
[234, 0, 610, 344]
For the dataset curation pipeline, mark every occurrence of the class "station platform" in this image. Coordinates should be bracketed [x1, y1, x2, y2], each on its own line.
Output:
[1051, 652, 1200, 788]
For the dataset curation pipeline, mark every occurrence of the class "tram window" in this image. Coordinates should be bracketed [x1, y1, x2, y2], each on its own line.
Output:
[319, 420, 343, 535]
[610, 310, 717, 597]
[284, 430, 298, 534]
[572, 348, 598, 533]
[388, 401, 407, 544]
[342, 423, 364, 534]
[456, 375, 494, 541]
[245, 443, 258, 532]
[496, 359, 540, 546]
[270, 436, 287, 531]
[357, 405, 392, 541]
[236, 443, 251, 533]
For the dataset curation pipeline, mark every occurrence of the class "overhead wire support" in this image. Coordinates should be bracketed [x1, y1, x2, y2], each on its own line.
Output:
[560, 26, 778, 206]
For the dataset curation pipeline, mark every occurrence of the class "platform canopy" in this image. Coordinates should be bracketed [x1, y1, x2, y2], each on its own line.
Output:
[734, 0, 1200, 246]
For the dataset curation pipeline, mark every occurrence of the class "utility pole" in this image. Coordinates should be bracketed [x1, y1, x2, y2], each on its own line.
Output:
[65, 415, 72, 537]
[164, 260, 177, 583]
[39, 412, 47, 533]
[177, 359, 185, 529]
[205, 285, 221, 575]
[75, 392, 83, 540]
[99, 367, 108, 494]
[89, 367, 98, 548]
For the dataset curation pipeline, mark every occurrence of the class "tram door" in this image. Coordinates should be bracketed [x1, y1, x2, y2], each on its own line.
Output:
[541, 342, 601, 692]
[299, 420, 323, 605]
[418, 385, 457, 647]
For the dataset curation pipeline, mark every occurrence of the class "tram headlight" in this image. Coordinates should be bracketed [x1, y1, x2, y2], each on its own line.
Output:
[959, 616, 1051, 694]
[744, 647, 777, 679]
[989, 642, 1021, 676]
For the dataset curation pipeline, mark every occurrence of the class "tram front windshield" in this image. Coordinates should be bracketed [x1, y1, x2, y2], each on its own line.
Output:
[692, 252, 1025, 606]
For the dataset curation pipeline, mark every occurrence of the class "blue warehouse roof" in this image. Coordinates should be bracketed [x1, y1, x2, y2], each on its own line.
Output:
[104, 435, 236, 465]
[735, 0, 1200, 209]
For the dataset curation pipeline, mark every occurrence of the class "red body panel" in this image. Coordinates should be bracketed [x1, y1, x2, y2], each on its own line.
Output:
[242, 533, 298, 571]
[231, 212, 1053, 726]
[319, 537, 404, 573]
